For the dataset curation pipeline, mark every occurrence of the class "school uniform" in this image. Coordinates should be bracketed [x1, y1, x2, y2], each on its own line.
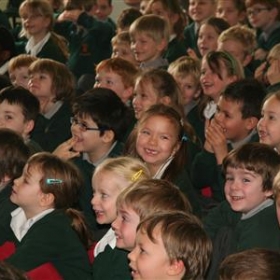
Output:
[54, 12, 114, 80]
[164, 36, 186, 64]
[31, 101, 72, 152]
[183, 22, 200, 57]
[0, 207, 91, 279]
[26, 138, 43, 155]
[140, 56, 168, 70]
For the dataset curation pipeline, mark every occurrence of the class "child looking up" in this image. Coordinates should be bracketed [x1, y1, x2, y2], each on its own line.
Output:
[0, 86, 42, 154]
[204, 142, 280, 278]
[28, 58, 75, 152]
[18, 0, 69, 63]
[0, 152, 92, 279]
[8, 55, 37, 89]
[147, 0, 187, 63]
[91, 156, 150, 279]
[129, 14, 170, 70]
[129, 211, 212, 280]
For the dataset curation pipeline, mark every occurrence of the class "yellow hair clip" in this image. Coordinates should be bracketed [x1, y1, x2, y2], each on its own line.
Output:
[131, 169, 143, 182]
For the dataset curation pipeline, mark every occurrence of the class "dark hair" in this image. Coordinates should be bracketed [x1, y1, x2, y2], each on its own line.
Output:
[221, 78, 266, 119]
[72, 88, 130, 141]
[0, 26, 16, 61]
[0, 86, 40, 121]
[117, 8, 142, 31]
[0, 128, 30, 182]
[202, 17, 230, 35]
[223, 142, 280, 192]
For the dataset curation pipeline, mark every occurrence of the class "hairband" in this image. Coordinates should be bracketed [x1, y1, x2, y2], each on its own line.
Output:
[131, 170, 143, 182]
[46, 178, 63, 185]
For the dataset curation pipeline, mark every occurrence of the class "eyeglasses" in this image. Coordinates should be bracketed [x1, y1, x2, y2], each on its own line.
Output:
[70, 117, 106, 132]
[246, 7, 270, 16]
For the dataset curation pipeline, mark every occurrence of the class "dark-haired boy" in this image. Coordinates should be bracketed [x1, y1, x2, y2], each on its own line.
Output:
[191, 78, 266, 204]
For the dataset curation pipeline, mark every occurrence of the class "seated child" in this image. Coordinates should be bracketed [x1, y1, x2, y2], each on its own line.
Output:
[192, 78, 266, 203]
[94, 179, 192, 280]
[129, 211, 212, 280]
[28, 58, 75, 152]
[218, 25, 257, 77]
[0, 86, 42, 154]
[111, 31, 138, 66]
[8, 54, 37, 89]
[219, 248, 280, 280]
[204, 142, 280, 278]
[91, 156, 150, 279]
[168, 56, 201, 117]
[94, 57, 139, 105]
[129, 14, 169, 70]
[216, 0, 247, 26]
[0, 152, 92, 279]
[116, 8, 142, 33]
[245, 0, 280, 61]
[53, 88, 132, 232]
[0, 128, 29, 206]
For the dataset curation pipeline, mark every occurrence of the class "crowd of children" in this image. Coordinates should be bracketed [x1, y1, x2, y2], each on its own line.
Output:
[1, 0, 280, 279]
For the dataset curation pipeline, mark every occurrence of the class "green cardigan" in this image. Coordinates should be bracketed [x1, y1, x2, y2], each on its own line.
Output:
[2, 209, 91, 279]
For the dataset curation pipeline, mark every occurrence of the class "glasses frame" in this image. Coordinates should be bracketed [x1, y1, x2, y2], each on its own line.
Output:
[70, 117, 104, 132]
[246, 7, 270, 16]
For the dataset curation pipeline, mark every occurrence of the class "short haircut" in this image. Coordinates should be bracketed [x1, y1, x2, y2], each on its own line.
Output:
[93, 156, 150, 188]
[0, 128, 30, 182]
[72, 88, 130, 141]
[202, 17, 230, 35]
[218, 0, 246, 12]
[27, 152, 83, 209]
[28, 58, 75, 102]
[268, 43, 280, 60]
[116, 179, 192, 219]
[96, 57, 139, 88]
[221, 78, 266, 119]
[219, 248, 280, 280]
[168, 56, 201, 86]
[138, 211, 212, 280]
[117, 8, 142, 31]
[223, 142, 280, 192]
[8, 54, 38, 73]
[129, 14, 170, 45]
[218, 25, 256, 55]
[111, 31, 131, 46]
[0, 86, 40, 122]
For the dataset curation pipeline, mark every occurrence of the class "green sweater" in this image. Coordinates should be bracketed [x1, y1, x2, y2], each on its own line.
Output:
[1, 209, 91, 279]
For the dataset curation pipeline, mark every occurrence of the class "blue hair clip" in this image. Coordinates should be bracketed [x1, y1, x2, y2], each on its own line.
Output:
[46, 178, 63, 185]
[181, 134, 188, 142]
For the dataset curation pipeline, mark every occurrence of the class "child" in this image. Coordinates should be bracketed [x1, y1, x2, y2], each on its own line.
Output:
[91, 156, 150, 279]
[0, 128, 29, 206]
[129, 211, 212, 280]
[245, 0, 280, 61]
[0, 152, 92, 279]
[218, 25, 257, 77]
[191, 50, 244, 144]
[55, 0, 114, 80]
[53, 88, 132, 232]
[131, 104, 201, 214]
[111, 31, 139, 66]
[28, 58, 75, 152]
[204, 142, 280, 279]
[192, 78, 266, 204]
[184, 0, 217, 58]
[219, 248, 280, 280]
[0, 86, 42, 155]
[216, 0, 246, 26]
[273, 165, 280, 225]
[18, 0, 68, 63]
[8, 54, 37, 89]
[94, 57, 139, 105]
[168, 56, 201, 117]
[257, 91, 280, 152]
[116, 8, 142, 33]
[147, 0, 187, 63]
[94, 0, 116, 32]
[196, 17, 229, 58]
[129, 14, 169, 70]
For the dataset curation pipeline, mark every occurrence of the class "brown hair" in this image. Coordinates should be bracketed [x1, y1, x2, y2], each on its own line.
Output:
[8, 54, 38, 72]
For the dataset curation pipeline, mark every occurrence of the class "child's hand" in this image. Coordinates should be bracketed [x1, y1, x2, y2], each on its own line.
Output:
[63, 10, 83, 22]
[254, 48, 268, 61]
[53, 137, 80, 160]
[187, 48, 199, 60]
[266, 59, 280, 86]
[205, 119, 228, 164]
[254, 61, 266, 82]
[204, 119, 214, 153]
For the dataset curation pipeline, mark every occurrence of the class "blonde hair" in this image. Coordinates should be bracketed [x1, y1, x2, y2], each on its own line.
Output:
[129, 14, 169, 45]
[268, 43, 280, 60]
[218, 25, 256, 55]
[93, 156, 150, 190]
[8, 54, 38, 72]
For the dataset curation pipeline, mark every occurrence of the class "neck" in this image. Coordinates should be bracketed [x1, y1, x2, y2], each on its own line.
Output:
[39, 97, 55, 114]
[87, 142, 114, 164]
[32, 31, 48, 45]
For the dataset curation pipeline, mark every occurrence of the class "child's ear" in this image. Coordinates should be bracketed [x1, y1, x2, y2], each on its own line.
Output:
[242, 54, 253, 67]
[123, 86, 134, 102]
[244, 116, 258, 131]
[23, 120, 35, 138]
[167, 259, 185, 277]
[40, 192, 55, 207]
[160, 95, 171, 106]
[101, 129, 115, 143]
[156, 39, 168, 52]
[264, 189, 273, 198]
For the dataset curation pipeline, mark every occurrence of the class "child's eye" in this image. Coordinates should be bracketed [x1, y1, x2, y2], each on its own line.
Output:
[101, 193, 108, 199]
[140, 247, 146, 254]
[225, 176, 233, 181]
[160, 135, 169, 140]
[242, 178, 250, 183]
[106, 80, 114, 86]
[140, 129, 150, 135]
[4, 115, 13, 120]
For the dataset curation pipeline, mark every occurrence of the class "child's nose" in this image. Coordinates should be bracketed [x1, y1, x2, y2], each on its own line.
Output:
[128, 249, 136, 262]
